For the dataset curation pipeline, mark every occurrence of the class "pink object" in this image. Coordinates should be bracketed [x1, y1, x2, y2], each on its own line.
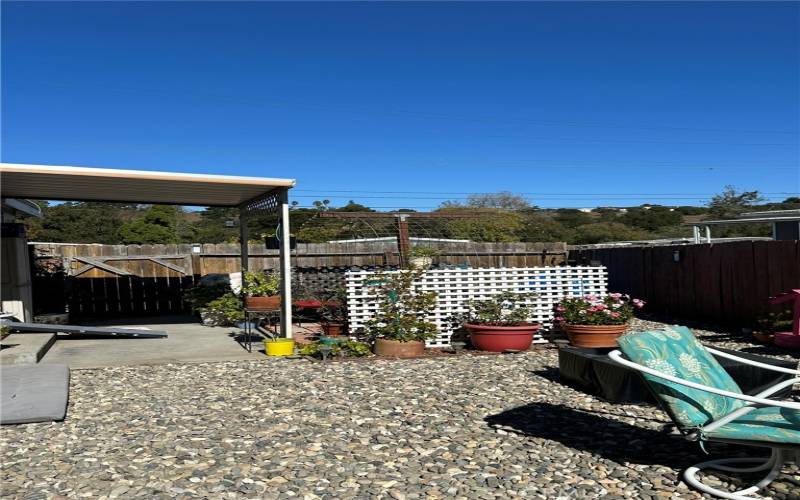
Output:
[768, 289, 800, 349]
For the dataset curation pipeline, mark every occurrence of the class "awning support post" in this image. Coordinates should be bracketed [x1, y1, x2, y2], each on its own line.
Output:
[278, 188, 293, 338]
[240, 211, 249, 283]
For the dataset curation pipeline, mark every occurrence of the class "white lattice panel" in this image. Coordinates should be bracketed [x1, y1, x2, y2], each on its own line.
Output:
[345, 266, 608, 347]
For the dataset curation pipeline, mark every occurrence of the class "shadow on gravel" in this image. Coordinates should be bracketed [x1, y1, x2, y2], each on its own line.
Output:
[484, 403, 756, 469]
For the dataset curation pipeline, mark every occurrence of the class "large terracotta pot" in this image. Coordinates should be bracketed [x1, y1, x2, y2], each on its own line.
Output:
[564, 324, 628, 348]
[464, 323, 540, 352]
[245, 295, 281, 310]
[373, 338, 425, 358]
[321, 322, 346, 337]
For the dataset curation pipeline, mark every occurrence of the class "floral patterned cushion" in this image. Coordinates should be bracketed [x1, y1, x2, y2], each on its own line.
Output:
[706, 407, 800, 445]
[617, 326, 746, 429]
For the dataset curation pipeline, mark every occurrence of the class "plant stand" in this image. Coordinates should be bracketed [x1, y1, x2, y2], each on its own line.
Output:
[242, 307, 280, 353]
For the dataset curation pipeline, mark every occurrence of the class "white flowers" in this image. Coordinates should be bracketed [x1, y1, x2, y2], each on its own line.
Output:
[645, 359, 677, 377]
[678, 353, 702, 375]
[375, 322, 387, 328]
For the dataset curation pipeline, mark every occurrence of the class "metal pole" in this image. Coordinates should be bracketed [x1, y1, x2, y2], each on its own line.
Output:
[278, 188, 293, 339]
[239, 211, 249, 280]
[692, 225, 700, 244]
[705, 225, 711, 243]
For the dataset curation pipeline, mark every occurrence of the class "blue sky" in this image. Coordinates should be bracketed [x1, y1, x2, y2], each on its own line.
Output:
[2, 1, 798, 209]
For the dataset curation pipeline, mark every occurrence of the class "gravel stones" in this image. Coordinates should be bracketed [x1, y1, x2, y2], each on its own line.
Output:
[2, 319, 798, 499]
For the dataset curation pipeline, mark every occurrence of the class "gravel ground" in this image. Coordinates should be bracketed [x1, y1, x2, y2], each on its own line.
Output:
[2, 323, 799, 499]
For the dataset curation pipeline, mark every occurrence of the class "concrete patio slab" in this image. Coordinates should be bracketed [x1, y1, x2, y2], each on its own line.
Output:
[40, 315, 261, 369]
[0, 333, 57, 365]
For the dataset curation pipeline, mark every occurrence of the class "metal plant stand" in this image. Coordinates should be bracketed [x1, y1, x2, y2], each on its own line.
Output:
[242, 307, 280, 353]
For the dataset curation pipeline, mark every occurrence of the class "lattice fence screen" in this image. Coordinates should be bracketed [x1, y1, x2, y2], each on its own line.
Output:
[346, 266, 608, 347]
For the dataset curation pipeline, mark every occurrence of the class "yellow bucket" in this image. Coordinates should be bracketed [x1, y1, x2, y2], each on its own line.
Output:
[264, 338, 295, 357]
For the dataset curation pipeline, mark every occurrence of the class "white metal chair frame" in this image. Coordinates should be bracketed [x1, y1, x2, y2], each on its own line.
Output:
[609, 346, 800, 500]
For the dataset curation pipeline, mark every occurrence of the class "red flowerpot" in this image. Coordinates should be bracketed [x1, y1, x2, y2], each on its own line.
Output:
[464, 323, 540, 352]
[564, 324, 628, 348]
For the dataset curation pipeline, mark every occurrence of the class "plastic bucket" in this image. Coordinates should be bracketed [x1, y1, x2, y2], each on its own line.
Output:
[264, 338, 295, 356]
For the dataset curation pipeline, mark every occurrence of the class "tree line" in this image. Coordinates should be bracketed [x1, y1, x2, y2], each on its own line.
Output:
[22, 187, 799, 246]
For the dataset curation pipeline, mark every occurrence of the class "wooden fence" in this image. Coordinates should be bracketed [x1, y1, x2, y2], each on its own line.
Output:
[571, 240, 800, 326]
[30, 241, 567, 318]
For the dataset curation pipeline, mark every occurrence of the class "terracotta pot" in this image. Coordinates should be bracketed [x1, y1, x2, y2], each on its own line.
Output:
[245, 295, 281, 310]
[752, 331, 774, 344]
[564, 324, 628, 348]
[373, 338, 425, 358]
[464, 323, 540, 352]
[321, 322, 346, 337]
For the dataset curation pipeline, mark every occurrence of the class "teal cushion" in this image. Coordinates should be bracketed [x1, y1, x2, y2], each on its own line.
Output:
[617, 326, 746, 429]
[706, 407, 800, 445]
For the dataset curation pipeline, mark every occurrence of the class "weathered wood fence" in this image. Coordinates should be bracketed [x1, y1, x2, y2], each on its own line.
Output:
[571, 240, 800, 326]
[31, 241, 567, 318]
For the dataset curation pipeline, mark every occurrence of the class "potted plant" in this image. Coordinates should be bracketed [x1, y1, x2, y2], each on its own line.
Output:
[364, 270, 438, 358]
[299, 339, 371, 360]
[454, 292, 540, 352]
[555, 293, 644, 348]
[753, 309, 793, 344]
[242, 270, 281, 310]
[318, 288, 348, 337]
[409, 246, 440, 269]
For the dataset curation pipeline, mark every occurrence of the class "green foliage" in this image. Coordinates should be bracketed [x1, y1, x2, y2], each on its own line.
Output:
[314, 287, 347, 323]
[25, 201, 127, 244]
[184, 282, 230, 310]
[553, 209, 594, 229]
[442, 192, 531, 210]
[243, 270, 280, 297]
[554, 293, 643, 325]
[572, 222, 651, 245]
[200, 292, 244, 324]
[299, 339, 370, 358]
[707, 185, 764, 218]
[119, 205, 187, 244]
[518, 212, 573, 242]
[620, 206, 683, 231]
[409, 246, 441, 258]
[363, 270, 438, 342]
[445, 210, 523, 242]
[453, 291, 538, 326]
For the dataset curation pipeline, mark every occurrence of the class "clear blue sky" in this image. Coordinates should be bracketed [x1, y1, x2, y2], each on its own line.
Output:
[2, 1, 798, 209]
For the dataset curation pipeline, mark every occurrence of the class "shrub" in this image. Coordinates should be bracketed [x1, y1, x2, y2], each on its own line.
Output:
[184, 282, 231, 311]
[243, 270, 280, 297]
[554, 293, 644, 326]
[363, 270, 438, 342]
[200, 292, 244, 325]
[452, 291, 538, 327]
[299, 340, 371, 358]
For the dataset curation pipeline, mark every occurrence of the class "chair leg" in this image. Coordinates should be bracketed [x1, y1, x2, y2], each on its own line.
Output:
[683, 448, 788, 500]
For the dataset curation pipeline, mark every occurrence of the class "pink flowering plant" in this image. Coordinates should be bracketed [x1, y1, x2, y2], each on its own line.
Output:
[553, 293, 644, 326]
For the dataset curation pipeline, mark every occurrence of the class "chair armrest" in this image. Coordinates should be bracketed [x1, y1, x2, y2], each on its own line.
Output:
[609, 350, 800, 410]
[705, 346, 800, 376]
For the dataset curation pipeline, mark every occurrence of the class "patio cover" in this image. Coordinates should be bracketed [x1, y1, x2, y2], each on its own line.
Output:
[0, 163, 296, 337]
[0, 163, 295, 206]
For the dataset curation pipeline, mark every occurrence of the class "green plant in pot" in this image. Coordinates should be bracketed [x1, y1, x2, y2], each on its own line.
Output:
[242, 270, 281, 310]
[554, 293, 644, 348]
[317, 287, 348, 337]
[409, 246, 441, 269]
[199, 292, 245, 326]
[364, 269, 438, 358]
[452, 292, 540, 352]
[299, 339, 370, 360]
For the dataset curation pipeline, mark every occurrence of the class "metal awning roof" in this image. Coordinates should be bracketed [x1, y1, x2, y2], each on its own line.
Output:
[690, 209, 800, 226]
[0, 163, 295, 207]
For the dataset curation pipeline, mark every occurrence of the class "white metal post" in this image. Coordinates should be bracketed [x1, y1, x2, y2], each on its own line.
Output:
[278, 188, 293, 338]
[705, 225, 711, 243]
[239, 211, 249, 280]
[692, 225, 700, 244]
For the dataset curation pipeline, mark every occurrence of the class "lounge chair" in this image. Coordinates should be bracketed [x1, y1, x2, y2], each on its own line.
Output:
[609, 325, 800, 500]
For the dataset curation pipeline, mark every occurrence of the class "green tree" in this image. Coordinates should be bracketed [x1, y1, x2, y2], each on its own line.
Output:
[518, 211, 573, 242]
[553, 209, 594, 229]
[445, 210, 523, 242]
[707, 186, 764, 218]
[27, 202, 125, 244]
[119, 205, 183, 244]
[572, 222, 651, 245]
[620, 206, 683, 231]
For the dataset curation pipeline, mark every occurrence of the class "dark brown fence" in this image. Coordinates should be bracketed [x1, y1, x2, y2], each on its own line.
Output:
[572, 240, 800, 326]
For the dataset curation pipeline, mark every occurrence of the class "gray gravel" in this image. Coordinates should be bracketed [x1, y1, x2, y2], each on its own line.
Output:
[2, 324, 799, 499]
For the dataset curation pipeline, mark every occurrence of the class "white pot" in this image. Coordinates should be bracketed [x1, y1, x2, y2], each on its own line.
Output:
[410, 256, 433, 269]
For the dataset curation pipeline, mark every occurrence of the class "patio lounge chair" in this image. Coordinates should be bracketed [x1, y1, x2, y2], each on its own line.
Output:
[609, 325, 800, 500]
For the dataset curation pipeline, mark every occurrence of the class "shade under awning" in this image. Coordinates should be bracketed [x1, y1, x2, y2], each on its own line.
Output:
[0, 163, 295, 207]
